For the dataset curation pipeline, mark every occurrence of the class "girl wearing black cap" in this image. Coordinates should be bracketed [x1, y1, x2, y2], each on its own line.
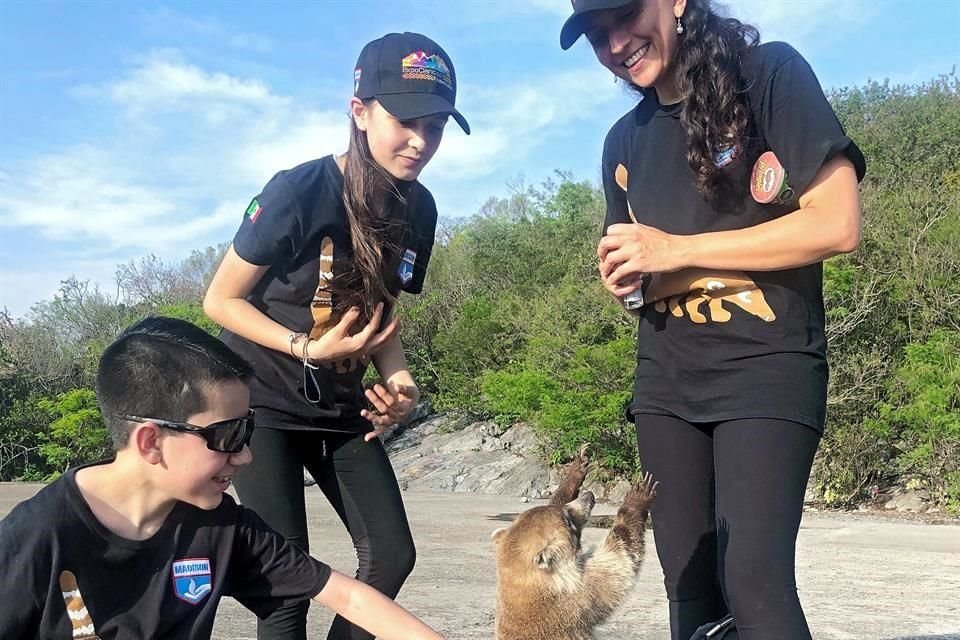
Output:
[204, 32, 468, 640]
[561, 1, 866, 639]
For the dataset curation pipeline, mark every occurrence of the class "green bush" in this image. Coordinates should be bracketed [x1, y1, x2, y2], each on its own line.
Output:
[37, 388, 110, 477]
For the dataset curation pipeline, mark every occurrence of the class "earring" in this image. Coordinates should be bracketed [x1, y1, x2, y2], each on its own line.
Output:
[676, 17, 684, 34]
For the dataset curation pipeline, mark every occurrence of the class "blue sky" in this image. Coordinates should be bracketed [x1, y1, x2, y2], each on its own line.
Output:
[1, 0, 958, 319]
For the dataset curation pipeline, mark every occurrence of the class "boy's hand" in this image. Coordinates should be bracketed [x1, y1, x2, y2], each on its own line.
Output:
[361, 382, 420, 442]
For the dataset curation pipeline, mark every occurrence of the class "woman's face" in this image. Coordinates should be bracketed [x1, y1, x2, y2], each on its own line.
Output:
[351, 99, 448, 182]
[584, 0, 687, 99]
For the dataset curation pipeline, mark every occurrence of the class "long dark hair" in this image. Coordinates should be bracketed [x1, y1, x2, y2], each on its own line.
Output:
[673, 0, 759, 202]
[328, 103, 411, 323]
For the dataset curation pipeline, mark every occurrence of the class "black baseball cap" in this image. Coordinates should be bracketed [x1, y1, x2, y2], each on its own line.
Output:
[354, 32, 470, 135]
[560, 0, 634, 50]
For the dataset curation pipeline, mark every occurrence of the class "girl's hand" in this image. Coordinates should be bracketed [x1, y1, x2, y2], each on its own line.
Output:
[306, 303, 400, 363]
[361, 381, 421, 442]
[597, 223, 689, 294]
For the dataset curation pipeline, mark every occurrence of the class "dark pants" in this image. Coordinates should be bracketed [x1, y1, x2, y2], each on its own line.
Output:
[233, 427, 416, 640]
[635, 415, 820, 640]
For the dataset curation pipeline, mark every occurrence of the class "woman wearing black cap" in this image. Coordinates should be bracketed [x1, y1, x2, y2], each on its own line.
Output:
[561, 2, 866, 639]
[203, 32, 468, 640]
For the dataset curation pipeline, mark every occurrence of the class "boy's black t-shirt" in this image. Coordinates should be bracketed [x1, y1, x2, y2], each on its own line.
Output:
[0, 464, 332, 639]
[601, 42, 866, 431]
[221, 155, 438, 431]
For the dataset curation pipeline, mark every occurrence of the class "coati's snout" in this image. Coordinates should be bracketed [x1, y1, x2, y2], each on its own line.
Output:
[565, 490, 595, 532]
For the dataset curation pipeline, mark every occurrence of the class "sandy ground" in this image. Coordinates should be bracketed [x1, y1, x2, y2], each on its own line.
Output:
[2, 483, 958, 639]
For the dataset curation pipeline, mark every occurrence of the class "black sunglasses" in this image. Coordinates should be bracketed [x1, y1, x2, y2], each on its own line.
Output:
[117, 410, 256, 453]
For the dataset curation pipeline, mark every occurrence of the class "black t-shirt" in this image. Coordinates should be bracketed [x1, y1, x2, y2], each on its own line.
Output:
[222, 155, 438, 431]
[0, 464, 331, 639]
[601, 42, 866, 431]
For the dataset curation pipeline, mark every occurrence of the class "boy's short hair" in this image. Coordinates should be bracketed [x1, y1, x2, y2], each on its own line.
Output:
[96, 316, 253, 449]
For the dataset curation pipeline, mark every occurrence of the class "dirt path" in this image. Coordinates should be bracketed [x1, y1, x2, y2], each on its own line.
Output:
[2, 484, 957, 639]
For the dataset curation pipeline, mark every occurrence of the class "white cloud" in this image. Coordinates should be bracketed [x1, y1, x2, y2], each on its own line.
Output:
[1, 53, 349, 258]
[0, 144, 236, 250]
[110, 57, 281, 107]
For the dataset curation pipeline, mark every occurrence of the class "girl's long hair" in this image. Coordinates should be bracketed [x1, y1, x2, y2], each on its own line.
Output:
[672, 0, 760, 202]
[327, 104, 411, 323]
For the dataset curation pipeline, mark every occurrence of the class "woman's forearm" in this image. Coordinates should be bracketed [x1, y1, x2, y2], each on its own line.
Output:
[678, 200, 860, 272]
[678, 154, 861, 272]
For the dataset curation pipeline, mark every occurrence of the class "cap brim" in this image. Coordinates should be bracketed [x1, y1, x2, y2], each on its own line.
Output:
[560, 0, 635, 50]
[377, 92, 471, 135]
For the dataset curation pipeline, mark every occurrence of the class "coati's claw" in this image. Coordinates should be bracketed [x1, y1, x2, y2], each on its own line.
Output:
[625, 472, 657, 508]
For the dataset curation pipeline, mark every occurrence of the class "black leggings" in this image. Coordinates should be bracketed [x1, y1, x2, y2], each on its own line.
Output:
[232, 427, 415, 640]
[635, 415, 820, 640]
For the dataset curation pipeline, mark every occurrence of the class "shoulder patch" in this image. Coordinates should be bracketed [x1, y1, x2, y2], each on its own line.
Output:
[245, 198, 263, 223]
[398, 249, 417, 285]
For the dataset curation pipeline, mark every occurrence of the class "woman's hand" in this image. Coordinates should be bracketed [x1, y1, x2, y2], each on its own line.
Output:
[597, 223, 688, 295]
[361, 381, 421, 442]
[306, 303, 400, 363]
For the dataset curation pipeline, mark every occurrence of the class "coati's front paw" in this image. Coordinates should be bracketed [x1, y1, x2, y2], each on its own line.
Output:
[551, 444, 592, 505]
[629, 472, 657, 509]
[618, 472, 657, 523]
[566, 443, 591, 485]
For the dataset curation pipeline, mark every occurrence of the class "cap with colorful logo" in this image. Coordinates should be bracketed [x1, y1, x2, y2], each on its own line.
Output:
[354, 32, 470, 135]
[560, 0, 634, 50]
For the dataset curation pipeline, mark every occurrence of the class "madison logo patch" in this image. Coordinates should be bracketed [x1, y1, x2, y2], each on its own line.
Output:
[172, 558, 213, 605]
[398, 248, 417, 285]
[401, 51, 452, 90]
[245, 198, 263, 223]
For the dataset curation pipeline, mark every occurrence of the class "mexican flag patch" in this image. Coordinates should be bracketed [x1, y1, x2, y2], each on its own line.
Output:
[245, 198, 263, 222]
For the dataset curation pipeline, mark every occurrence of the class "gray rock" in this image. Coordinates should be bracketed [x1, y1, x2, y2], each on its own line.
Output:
[387, 416, 552, 498]
[884, 489, 930, 513]
[603, 480, 633, 504]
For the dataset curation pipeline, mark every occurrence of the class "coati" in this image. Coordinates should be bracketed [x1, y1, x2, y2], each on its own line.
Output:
[492, 445, 657, 640]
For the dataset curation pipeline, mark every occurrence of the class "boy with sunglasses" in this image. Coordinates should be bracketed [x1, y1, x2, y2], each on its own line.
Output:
[0, 316, 443, 640]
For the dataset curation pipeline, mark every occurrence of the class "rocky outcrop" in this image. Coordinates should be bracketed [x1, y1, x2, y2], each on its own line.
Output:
[383, 413, 634, 502]
[384, 415, 557, 498]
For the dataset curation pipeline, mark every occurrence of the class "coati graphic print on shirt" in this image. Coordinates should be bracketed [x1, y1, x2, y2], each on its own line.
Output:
[59, 571, 100, 640]
[615, 163, 776, 325]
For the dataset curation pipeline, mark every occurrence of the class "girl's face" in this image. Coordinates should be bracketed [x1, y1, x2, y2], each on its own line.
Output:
[585, 0, 687, 100]
[351, 99, 448, 182]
